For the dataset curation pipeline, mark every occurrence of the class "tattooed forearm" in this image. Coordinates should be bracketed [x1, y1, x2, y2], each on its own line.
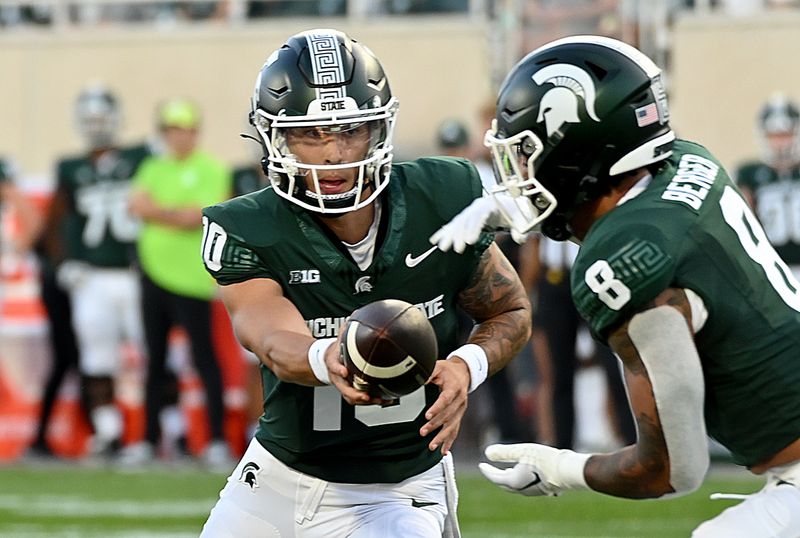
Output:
[457, 243, 532, 375]
[587, 296, 685, 499]
[585, 412, 672, 498]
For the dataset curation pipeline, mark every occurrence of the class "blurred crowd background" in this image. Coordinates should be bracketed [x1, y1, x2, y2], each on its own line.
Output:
[2, 0, 800, 467]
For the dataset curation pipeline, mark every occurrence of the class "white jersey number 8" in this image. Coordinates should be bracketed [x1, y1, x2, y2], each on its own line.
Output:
[720, 186, 800, 312]
[584, 259, 632, 310]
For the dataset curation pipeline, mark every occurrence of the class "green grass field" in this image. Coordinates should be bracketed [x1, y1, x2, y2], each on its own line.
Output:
[0, 462, 761, 537]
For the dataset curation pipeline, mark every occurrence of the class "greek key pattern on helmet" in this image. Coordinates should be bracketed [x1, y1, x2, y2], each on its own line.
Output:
[307, 32, 346, 101]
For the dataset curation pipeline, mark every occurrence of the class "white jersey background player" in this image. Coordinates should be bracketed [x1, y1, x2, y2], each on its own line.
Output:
[42, 85, 150, 458]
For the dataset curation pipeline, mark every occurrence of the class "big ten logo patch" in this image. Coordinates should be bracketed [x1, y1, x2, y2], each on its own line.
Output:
[289, 269, 321, 284]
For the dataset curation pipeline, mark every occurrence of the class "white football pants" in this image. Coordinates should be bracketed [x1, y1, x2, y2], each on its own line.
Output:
[692, 459, 800, 537]
[200, 438, 461, 538]
[69, 267, 142, 376]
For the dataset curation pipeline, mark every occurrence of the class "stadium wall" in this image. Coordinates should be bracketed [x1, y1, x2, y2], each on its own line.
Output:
[670, 10, 800, 173]
[5, 13, 800, 186]
[0, 18, 493, 179]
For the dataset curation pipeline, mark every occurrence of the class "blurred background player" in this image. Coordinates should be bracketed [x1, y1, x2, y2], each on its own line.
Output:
[38, 84, 150, 459]
[124, 98, 232, 468]
[436, 117, 494, 189]
[736, 93, 800, 282]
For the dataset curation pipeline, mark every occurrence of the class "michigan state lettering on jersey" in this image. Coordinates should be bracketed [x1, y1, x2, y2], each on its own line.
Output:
[201, 156, 492, 483]
[572, 139, 800, 467]
[58, 144, 149, 267]
[736, 160, 800, 265]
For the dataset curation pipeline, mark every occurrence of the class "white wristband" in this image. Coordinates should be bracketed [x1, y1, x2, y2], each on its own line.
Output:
[447, 343, 488, 393]
[554, 449, 591, 490]
[307, 337, 337, 385]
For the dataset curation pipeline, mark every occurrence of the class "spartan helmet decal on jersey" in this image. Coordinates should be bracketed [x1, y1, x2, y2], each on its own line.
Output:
[757, 93, 800, 170]
[485, 35, 676, 240]
[74, 84, 121, 150]
[250, 28, 398, 214]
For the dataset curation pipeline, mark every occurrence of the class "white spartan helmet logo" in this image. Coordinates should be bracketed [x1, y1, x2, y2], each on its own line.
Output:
[354, 276, 373, 294]
[533, 64, 601, 137]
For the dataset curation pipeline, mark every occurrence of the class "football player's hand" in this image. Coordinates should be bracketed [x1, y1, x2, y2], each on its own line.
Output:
[429, 193, 538, 253]
[478, 443, 590, 497]
[323, 333, 383, 406]
[419, 358, 470, 455]
[55, 260, 90, 291]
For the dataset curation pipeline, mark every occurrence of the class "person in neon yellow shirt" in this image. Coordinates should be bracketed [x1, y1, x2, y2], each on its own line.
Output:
[126, 98, 233, 468]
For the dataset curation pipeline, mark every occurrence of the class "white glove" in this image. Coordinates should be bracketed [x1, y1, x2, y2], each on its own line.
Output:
[478, 443, 591, 497]
[429, 194, 538, 254]
[56, 260, 90, 291]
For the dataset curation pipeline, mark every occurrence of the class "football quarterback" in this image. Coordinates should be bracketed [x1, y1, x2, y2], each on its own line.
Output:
[433, 35, 800, 537]
[198, 29, 531, 538]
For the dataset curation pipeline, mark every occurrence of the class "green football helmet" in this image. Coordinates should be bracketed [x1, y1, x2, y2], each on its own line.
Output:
[74, 84, 121, 150]
[485, 36, 675, 240]
[250, 28, 398, 214]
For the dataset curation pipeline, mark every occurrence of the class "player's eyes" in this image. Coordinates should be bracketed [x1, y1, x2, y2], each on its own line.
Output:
[286, 127, 321, 140]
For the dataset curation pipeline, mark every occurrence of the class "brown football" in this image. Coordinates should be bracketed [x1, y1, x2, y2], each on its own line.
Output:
[340, 299, 438, 399]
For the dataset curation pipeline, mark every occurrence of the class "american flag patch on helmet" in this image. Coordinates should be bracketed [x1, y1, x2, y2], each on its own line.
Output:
[635, 103, 659, 127]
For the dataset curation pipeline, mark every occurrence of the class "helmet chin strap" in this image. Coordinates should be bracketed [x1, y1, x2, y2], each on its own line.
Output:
[299, 177, 376, 216]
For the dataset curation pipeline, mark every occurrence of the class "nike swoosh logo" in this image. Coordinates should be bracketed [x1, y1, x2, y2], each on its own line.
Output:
[405, 245, 438, 268]
[411, 499, 439, 508]
[519, 472, 542, 491]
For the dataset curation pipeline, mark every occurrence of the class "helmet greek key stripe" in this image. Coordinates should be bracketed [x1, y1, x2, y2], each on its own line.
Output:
[307, 31, 346, 101]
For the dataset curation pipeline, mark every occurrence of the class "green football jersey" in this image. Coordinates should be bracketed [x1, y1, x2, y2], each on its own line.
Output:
[735, 160, 800, 265]
[202, 157, 493, 483]
[572, 139, 800, 467]
[57, 144, 150, 267]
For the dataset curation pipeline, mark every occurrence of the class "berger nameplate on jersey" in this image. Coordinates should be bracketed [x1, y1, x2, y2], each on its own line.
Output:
[661, 153, 720, 210]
